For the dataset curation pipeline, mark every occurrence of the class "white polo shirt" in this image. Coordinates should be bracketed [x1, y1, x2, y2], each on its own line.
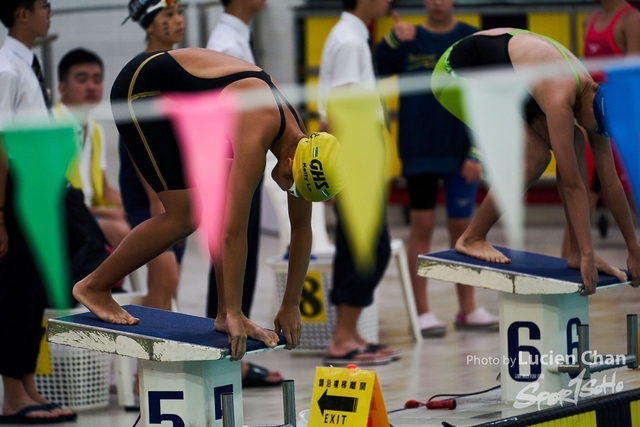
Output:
[206, 12, 255, 65]
[317, 12, 377, 122]
[0, 36, 48, 126]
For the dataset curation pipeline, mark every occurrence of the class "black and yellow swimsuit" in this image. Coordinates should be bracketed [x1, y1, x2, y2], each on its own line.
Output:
[110, 51, 299, 193]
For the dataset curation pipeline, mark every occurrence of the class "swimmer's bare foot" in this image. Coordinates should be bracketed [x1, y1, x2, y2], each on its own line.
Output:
[214, 315, 278, 348]
[214, 317, 227, 334]
[455, 237, 510, 263]
[567, 253, 627, 283]
[243, 317, 279, 348]
[73, 279, 139, 325]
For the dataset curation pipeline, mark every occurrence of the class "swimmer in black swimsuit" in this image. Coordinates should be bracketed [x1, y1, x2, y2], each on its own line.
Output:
[110, 50, 305, 193]
[74, 48, 344, 361]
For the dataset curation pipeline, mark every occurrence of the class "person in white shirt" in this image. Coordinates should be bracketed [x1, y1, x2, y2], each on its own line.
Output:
[206, 0, 284, 388]
[0, 0, 76, 423]
[206, 0, 264, 64]
[317, 0, 400, 366]
[53, 48, 130, 250]
[317, 10, 378, 124]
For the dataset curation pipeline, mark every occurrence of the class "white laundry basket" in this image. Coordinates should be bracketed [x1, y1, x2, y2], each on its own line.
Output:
[35, 308, 113, 411]
[267, 255, 378, 352]
[35, 342, 113, 411]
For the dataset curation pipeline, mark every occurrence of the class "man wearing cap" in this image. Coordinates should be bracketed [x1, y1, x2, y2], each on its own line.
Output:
[432, 27, 640, 295]
[74, 47, 343, 361]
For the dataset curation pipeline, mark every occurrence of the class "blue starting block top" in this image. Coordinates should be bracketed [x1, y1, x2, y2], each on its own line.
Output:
[417, 247, 629, 295]
[47, 305, 286, 362]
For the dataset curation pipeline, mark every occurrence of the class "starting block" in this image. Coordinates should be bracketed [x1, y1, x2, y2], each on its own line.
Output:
[417, 247, 638, 403]
[47, 305, 286, 427]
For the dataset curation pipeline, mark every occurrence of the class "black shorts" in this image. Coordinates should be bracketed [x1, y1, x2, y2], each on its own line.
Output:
[405, 172, 478, 218]
[111, 52, 188, 193]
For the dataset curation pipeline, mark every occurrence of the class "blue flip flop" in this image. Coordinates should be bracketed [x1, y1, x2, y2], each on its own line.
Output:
[41, 404, 77, 422]
[0, 404, 65, 424]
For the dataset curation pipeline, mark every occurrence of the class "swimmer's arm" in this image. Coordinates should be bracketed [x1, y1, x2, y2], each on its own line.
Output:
[588, 130, 640, 257]
[283, 195, 312, 307]
[543, 93, 594, 262]
[274, 195, 311, 349]
[223, 140, 267, 316]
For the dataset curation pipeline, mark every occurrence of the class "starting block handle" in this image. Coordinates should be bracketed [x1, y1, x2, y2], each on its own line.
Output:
[554, 324, 590, 376]
[222, 392, 235, 427]
[220, 381, 297, 427]
[627, 314, 638, 369]
[283, 380, 296, 427]
[556, 315, 639, 377]
[578, 324, 590, 379]
[590, 314, 639, 374]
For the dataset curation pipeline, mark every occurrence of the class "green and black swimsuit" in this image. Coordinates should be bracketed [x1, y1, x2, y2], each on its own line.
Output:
[432, 29, 582, 128]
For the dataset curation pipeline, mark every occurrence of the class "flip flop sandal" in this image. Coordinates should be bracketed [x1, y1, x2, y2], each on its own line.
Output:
[366, 343, 402, 361]
[242, 362, 283, 388]
[323, 348, 393, 366]
[0, 405, 65, 424]
[41, 404, 77, 422]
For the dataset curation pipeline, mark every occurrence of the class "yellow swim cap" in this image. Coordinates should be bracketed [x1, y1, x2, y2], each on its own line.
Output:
[292, 132, 343, 202]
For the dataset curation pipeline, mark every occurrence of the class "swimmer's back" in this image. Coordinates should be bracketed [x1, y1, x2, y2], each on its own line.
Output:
[168, 47, 262, 80]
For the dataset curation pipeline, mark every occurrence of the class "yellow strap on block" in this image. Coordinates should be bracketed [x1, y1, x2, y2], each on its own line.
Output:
[35, 319, 52, 375]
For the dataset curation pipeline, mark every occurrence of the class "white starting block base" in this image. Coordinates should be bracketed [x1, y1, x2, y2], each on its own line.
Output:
[418, 248, 631, 403]
[47, 305, 283, 427]
[499, 292, 587, 402]
[138, 359, 242, 427]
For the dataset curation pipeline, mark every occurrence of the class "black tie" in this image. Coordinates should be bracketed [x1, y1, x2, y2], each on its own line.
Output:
[31, 55, 51, 108]
[249, 33, 257, 64]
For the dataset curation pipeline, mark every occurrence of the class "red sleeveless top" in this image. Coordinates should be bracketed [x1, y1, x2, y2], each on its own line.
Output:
[584, 4, 633, 57]
[583, 5, 632, 192]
